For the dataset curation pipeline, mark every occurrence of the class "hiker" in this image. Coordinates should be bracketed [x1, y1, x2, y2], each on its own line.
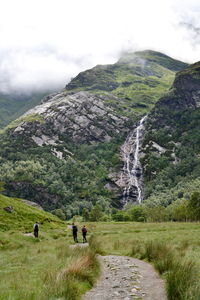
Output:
[33, 222, 39, 238]
[72, 222, 78, 243]
[82, 225, 87, 243]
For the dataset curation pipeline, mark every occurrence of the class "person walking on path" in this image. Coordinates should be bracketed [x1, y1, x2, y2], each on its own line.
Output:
[33, 222, 39, 238]
[82, 225, 87, 243]
[72, 222, 78, 243]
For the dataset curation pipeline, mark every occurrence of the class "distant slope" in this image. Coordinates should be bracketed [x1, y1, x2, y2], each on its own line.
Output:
[0, 194, 63, 231]
[0, 92, 52, 129]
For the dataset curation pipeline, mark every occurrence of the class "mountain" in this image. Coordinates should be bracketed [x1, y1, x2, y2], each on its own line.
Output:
[0, 91, 129, 212]
[0, 91, 53, 129]
[66, 50, 188, 119]
[141, 61, 200, 205]
[0, 50, 188, 217]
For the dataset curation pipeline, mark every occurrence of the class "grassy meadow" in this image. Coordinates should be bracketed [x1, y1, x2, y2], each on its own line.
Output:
[0, 195, 100, 300]
[87, 221, 200, 300]
[0, 234, 100, 300]
[1, 194, 200, 300]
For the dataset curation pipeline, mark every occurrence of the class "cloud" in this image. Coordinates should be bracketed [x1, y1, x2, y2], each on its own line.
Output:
[0, 0, 200, 94]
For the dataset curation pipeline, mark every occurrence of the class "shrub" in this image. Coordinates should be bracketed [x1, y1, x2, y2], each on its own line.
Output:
[127, 206, 146, 221]
[112, 211, 124, 221]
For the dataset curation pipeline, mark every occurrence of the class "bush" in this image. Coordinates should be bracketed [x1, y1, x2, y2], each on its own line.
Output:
[127, 206, 146, 221]
[112, 211, 124, 221]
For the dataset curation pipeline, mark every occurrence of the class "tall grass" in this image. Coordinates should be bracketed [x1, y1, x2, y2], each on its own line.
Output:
[166, 260, 197, 300]
[88, 234, 105, 255]
[130, 240, 199, 300]
[41, 246, 99, 300]
[0, 236, 100, 300]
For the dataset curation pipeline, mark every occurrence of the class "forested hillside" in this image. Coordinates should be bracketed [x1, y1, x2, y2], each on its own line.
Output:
[0, 50, 188, 218]
[142, 62, 200, 210]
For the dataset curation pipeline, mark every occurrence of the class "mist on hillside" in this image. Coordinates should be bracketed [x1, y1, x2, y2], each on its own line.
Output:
[1, 0, 200, 95]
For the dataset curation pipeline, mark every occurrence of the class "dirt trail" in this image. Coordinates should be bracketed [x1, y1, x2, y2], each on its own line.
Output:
[82, 255, 167, 300]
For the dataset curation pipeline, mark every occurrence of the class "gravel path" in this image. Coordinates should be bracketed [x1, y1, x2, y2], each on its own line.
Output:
[82, 255, 167, 300]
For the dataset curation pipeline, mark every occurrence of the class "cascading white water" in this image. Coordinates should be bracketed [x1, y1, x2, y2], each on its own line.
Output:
[121, 115, 147, 206]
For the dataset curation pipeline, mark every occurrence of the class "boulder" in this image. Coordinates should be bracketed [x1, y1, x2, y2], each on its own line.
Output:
[3, 206, 13, 213]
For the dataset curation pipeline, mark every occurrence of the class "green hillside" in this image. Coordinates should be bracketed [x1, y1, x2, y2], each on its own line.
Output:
[0, 194, 100, 300]
[0, 193, 64, 231]
[66, 50, 188, 118]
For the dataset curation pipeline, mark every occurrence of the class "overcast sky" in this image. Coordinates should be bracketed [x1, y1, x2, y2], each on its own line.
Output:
[1, 0, 200, 94]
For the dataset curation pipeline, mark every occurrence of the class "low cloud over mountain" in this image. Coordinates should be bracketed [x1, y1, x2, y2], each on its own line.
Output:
[1, 0, 200, 94]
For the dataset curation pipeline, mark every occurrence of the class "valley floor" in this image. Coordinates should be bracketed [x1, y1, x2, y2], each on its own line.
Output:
[0, 221, 200, 299]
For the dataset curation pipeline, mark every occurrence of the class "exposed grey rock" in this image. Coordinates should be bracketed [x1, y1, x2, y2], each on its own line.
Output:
[151, 141, 166, 154]
[21, 200, 43, 210]
[11, 92, 129, 148]
[32, 134, 58, 146]
[3, 206, 13, 213]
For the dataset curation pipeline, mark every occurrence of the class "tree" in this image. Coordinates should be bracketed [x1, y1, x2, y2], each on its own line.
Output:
[166, 200, 190, 221]
[127, 206, 146, 222]
[188, 191, 200, 220]
[144, 206, 168, 222]
[89, 204, 103, 221]
[112, 211, 124, 221]
[82, 208, 90, 221]
[52, 209, 66, 220]
[0, 181, 5, 192]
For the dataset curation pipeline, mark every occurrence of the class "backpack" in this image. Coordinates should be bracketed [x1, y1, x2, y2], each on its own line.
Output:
[34, 224, 39, 231]
[82, 227, 87, 233]
[72, 225, 78, 233]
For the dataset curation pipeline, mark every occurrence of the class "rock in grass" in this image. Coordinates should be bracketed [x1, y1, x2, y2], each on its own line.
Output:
[3, 206, 13, 213]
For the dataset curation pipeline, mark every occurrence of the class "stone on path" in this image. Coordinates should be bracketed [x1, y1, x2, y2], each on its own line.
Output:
[82, 255, 167, 300]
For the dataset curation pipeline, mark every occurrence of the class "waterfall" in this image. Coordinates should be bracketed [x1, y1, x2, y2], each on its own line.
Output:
[121, 115, 147, 206]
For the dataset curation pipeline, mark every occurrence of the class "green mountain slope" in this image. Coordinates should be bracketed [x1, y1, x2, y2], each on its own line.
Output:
[142, 62, 200, 205]
[0, 193, 63, 231]
[66, 50, 188, 118]
[0, 50, 188, 216]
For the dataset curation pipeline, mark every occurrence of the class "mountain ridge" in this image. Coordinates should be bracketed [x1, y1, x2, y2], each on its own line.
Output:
[65, 50, 188, 120]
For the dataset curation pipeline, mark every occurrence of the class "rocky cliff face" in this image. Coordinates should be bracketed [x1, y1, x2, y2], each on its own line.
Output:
[149, 62, 200, 124]
[141, 62, 200, 201]
[0, 90, 131, 210]
[12, 91, 128, 148]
